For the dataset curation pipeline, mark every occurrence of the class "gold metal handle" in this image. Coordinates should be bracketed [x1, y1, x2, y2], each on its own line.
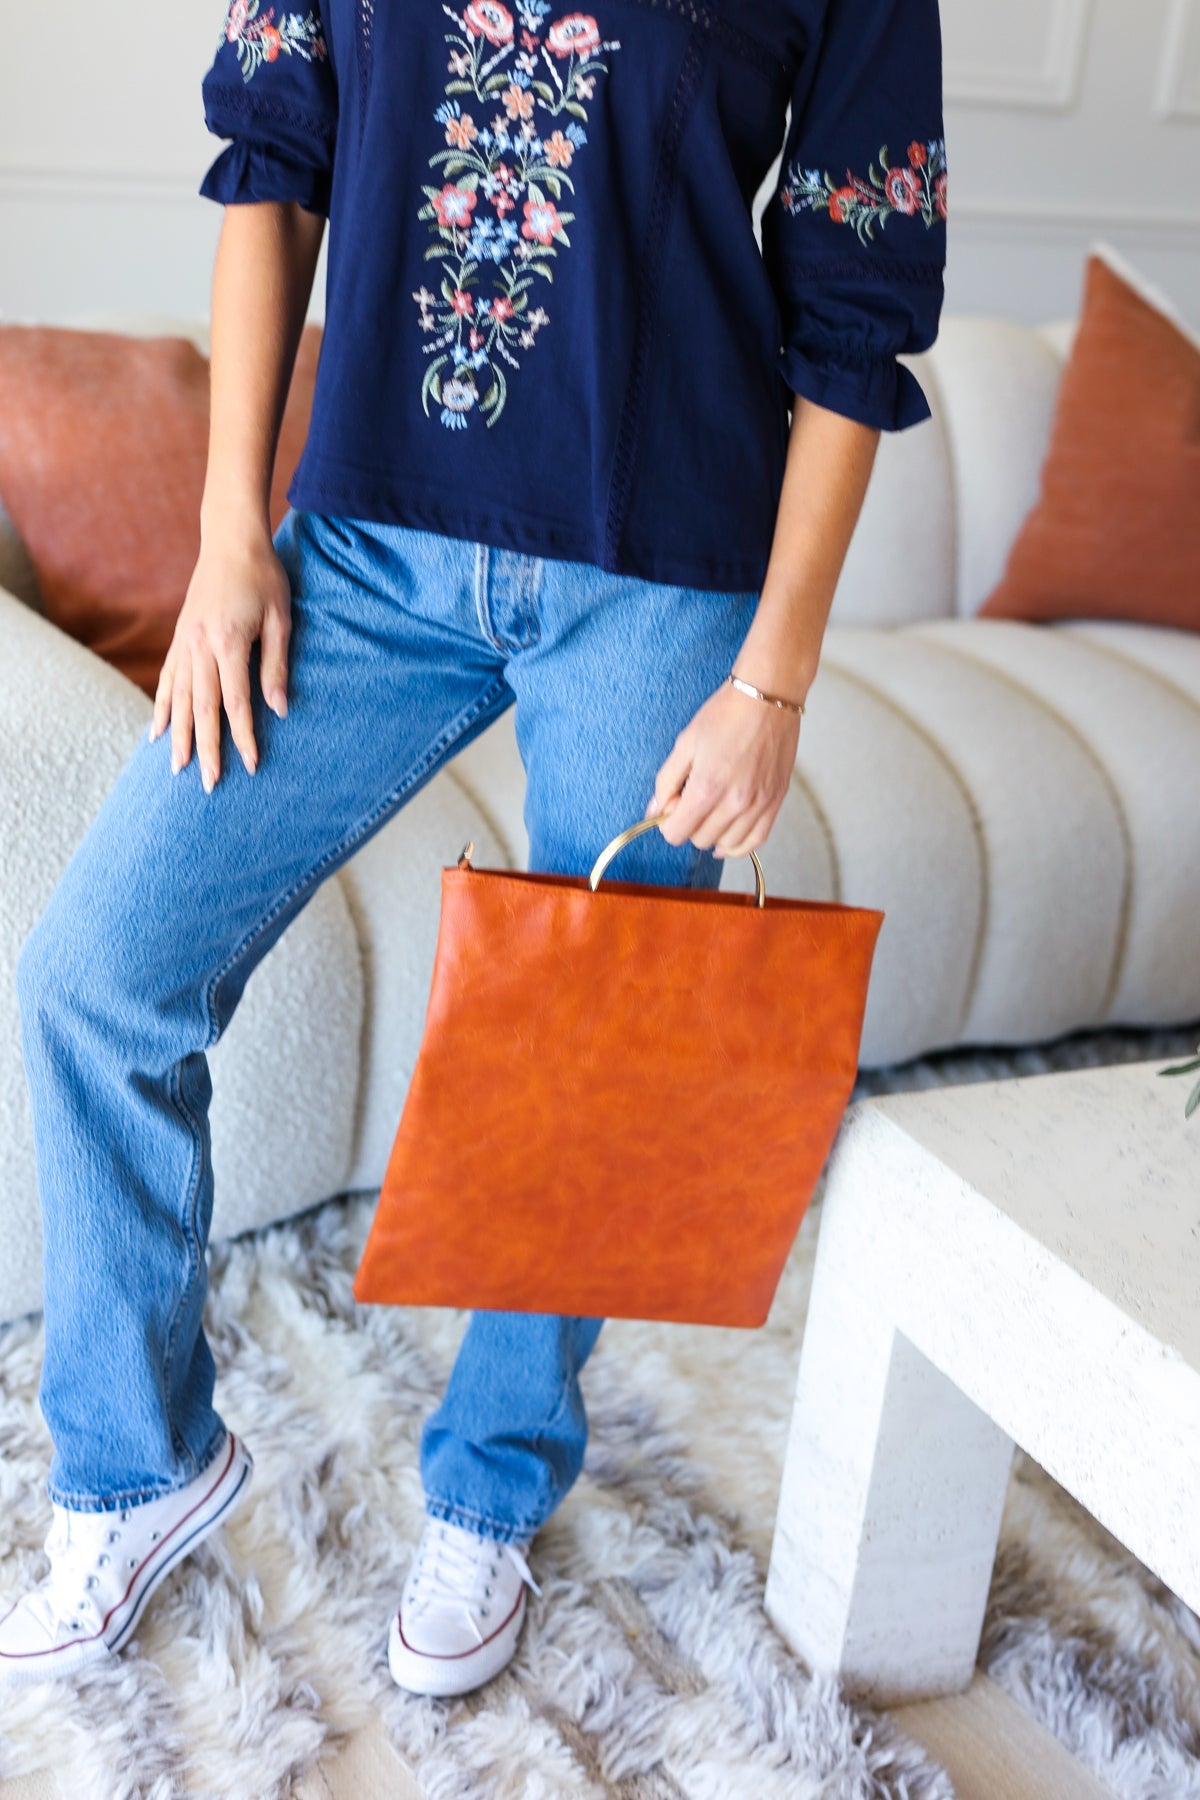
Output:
[587, 817, 766, 908]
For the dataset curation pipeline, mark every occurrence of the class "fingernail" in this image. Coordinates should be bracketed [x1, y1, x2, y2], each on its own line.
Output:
[148, 723, 159, 742]
[170, 753, 181, 775]
[645, 797, 660, 818]
[270, 692, 288, 719]
[202, 767, 215, 794]
[243, 754, 258, 776]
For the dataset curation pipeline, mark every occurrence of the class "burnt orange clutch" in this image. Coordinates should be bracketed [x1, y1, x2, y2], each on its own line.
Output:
[353, 820, 884, 1328]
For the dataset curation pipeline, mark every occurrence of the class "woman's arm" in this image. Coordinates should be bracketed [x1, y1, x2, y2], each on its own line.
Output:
[149, 201, 325, 791]
[648, 396, 880, 856]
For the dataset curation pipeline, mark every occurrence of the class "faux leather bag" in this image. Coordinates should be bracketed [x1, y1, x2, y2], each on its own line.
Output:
[353, 821, 884, 1327]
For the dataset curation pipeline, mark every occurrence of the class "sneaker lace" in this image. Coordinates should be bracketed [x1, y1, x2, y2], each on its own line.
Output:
[410, 1528, 541, 1646]
[26, 1512, 128, 1641]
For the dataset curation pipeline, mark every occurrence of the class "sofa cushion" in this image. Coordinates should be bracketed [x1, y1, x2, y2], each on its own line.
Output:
[980, 251, 1200, 632]
[0, 324, 322, 695]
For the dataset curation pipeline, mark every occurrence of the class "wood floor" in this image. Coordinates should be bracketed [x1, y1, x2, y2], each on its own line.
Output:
[893, 1673, 1115, 1799]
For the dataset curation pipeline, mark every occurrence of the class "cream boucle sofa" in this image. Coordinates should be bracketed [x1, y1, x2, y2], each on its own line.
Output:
[1, 308, 1198, 1326]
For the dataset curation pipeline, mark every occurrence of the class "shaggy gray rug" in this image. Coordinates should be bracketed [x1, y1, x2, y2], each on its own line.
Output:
[1, 1024, 1198, 1799]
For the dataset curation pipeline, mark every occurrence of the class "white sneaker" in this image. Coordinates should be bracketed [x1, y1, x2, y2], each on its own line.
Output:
[388, 1519, 541, 1698]
[0, 1430, 253, 1686]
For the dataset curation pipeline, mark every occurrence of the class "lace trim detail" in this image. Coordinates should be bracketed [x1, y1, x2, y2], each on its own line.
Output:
[615, 0, 785, 79]
[203, 78, 336, 145]
[357, 0, 375, 153]
[775, 250, 946, 288]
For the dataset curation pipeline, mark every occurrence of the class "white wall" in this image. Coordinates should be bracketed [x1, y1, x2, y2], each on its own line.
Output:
[943, 0, 1200, 321]
[0, 0, 1197, 328]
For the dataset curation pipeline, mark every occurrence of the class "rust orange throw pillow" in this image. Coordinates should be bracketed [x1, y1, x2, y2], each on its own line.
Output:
[980, 254, 1200, 632]
[0, 325, 321, 694]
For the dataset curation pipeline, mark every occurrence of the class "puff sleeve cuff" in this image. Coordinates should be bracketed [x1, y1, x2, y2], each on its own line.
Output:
[762, 0, 948, 431]
[199, 2, 337, 217]
[778, 340, 932, 432]
[199, 140, 332, 216]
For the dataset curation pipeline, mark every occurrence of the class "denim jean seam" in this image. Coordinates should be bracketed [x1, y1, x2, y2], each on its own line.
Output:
[46, 1417, 229, 1513]
[472, 544, 506, 654]
[529, 1369, 579, 1515]
[152, 675, 510, 1503]
[158, 1054, 208, 1477]
[517, 554, 542, 649]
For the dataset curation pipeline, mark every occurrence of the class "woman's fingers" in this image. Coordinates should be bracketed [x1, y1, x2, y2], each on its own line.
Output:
[170, 658, 195, 776]
[645, 731, 694, 826]
[713, 798, 776, 860]
[260, 601, 291, 720]
[150, 650, 176, 742]
[686, 783, 757, 852]
[217, 643, 258, 776]
[191, 646, 224, 792]
[162, 533, 292, 792]
[165, 611, 288, 792]
[692, 784, 775, 856]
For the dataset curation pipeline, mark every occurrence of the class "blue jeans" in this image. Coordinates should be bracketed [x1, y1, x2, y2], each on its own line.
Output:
[15, 511, 759, 1537]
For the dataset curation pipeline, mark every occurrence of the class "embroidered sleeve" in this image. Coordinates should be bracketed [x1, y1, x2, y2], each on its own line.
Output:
[761, 0, 947, 432]
[198, 1, 339, 217]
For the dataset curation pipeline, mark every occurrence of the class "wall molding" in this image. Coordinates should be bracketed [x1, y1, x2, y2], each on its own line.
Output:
[944, 0, 1093, 110]
[1155, 0, 1200, 119]
[952, 198, 1200, 232]
[9, 175, 1196, 238]
[7, 179, 1200, 250]
[0, 167, 203, 204]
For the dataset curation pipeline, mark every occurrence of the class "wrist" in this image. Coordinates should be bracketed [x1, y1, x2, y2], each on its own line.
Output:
[737, 575, 829, 706]
[726, 673, 806, 716]
[200, 482, 273, 550]
[730, 644, 816, 713]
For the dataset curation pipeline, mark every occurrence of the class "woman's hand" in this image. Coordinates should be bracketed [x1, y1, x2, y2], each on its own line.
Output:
[149, 529, 292, 792]
[645, 680, 802, 859]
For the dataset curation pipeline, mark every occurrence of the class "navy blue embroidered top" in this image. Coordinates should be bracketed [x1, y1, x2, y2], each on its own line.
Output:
[199, 0, 947, 591]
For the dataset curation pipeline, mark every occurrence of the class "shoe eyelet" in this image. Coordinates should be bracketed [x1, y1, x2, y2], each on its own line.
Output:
[151, 1531, 160, 1542]
[106, 1529, 121, 1546]
[480, 1607, 489, 1618]
[119, 1511, 130, 1524]
[128, 1558, 138, 1570]
[485, 1586, 493, 1597]
[97, 1553, 110, 1569]
[84, 1576, 97, 1591]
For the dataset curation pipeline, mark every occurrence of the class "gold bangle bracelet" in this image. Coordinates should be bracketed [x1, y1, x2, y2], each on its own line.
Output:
[727, 673, 806, 716]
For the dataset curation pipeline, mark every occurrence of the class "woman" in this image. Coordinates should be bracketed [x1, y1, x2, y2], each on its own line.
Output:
[1, 0, 946, 1696]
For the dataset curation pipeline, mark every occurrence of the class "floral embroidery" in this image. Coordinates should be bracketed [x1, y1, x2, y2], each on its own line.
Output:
[220, 0, 327, 83]
[781, 138, 947, 244]
[415, 3, 621, 430]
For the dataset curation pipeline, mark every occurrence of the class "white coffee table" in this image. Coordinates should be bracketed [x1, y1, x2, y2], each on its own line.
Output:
[764, 1055, 1200, 1705]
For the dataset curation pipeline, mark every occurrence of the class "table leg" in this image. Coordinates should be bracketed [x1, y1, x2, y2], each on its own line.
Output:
[764, 1249, 1015, 1704]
